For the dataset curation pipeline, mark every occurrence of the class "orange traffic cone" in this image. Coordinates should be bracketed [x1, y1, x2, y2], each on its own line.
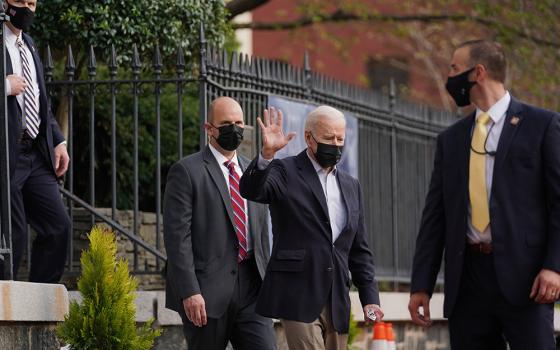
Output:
[371, 322, 388, 350]
[385, 323, 396, 350]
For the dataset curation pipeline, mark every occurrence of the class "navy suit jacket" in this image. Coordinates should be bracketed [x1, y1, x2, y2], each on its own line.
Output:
[411, 97, 560, 318]
[5, 33, 64, 177]
[240, 150, 379, 333]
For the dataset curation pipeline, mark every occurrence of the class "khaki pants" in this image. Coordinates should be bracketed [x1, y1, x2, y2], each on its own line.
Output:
[281, 307, 348, 350]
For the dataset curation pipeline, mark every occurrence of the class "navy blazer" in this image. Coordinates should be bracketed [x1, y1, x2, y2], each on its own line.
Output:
[5, 33, 64, 177]
[240, 150, 379, 333]
[411, 97, 560, 318]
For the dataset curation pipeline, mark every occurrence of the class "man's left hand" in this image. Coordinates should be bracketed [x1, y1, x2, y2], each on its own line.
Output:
[54, 143, 69, 178]
[530, 269, 560, 304]
[363, 304, 384, 325]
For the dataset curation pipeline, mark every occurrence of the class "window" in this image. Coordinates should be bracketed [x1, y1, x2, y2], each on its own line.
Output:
[366, 57, 409, 95]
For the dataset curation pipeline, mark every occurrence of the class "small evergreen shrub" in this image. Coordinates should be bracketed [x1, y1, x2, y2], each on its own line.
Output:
[348, 309, 358, 346]
[57, 226, 161, 349]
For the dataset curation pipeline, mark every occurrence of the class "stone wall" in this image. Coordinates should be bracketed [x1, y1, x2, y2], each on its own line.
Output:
[0, 281, 68, 350]
[0, 323, 61, 350]
[16, 208, 166, 290]
[56, 208, 166, 291]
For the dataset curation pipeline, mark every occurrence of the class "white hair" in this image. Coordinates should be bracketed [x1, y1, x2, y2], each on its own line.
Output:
[304, 105, 345, 133]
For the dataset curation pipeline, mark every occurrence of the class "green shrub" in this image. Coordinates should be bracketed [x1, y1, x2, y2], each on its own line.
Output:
[57, 226, 161, 349]
[348, 309, 358, 346]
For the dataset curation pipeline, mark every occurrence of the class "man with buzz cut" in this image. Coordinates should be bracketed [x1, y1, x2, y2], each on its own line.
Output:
[163, 96, 276, 350]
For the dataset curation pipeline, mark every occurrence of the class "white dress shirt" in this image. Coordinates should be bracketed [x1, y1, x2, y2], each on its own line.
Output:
[4, 24, 40, 116]
[209, 143, 252, 251]
[467, 91, 511, 244]
[258, 149, 347, 242]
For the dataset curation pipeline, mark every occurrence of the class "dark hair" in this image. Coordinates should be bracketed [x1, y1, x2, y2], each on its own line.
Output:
[457, 40, 507, 83]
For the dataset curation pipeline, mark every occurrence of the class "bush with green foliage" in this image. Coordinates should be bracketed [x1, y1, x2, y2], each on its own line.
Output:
[32, 0, 232, 67]
[26, 0, 236, 212]
[347, 309, 358, 346]
[57, 226, 161, 349]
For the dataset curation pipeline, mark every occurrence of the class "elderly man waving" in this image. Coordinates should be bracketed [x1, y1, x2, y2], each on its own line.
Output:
[240, 105, 383, 350]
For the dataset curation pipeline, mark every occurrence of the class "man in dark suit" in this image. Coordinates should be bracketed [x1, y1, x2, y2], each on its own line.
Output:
[0, 0, 70, 282]
[163, 97, 276, 350]
[240, 105, 383, 350]
[409, 40, 560, 349]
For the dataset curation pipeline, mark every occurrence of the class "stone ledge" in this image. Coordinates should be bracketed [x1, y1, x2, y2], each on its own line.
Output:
[351, 292, 446, 322]
[0, 281, 68, 322]
[68, 290, 560, 332]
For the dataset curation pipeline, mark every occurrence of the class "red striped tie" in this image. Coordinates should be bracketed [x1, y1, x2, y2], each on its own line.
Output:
[224, 160, 249, 262]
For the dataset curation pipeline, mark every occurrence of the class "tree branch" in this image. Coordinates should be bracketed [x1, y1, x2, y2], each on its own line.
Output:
[226, 0, 271, 19]
[231, 11, 560, 49]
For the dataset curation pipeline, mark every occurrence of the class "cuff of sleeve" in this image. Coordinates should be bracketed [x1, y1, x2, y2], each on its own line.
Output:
[359, 288, 380, 307]
[257, 152, 273, 170]
[543, 261, 560, 275]
[5, 78, 11, 96]
[56, 141, 67, 147]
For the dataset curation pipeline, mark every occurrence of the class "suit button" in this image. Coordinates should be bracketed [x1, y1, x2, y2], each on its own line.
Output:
[234, 244, 239, 249]
[326, 267, 333, 272]
[231, 270, 236, 275]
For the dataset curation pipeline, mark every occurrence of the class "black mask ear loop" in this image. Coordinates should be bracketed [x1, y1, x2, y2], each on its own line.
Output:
[208, 123, 220, 144]
[470, 120, 497, 156]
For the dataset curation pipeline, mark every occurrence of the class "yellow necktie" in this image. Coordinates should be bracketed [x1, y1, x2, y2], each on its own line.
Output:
[469, 113, 491, 232]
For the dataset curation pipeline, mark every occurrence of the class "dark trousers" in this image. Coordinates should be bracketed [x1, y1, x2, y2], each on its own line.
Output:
[181, 257, 276, 350]
[449, 249, 556, 350]
[0, 141, 69, 282]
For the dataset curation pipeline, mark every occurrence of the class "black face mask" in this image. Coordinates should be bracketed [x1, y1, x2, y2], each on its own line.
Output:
[7, 3, 35, 32]
[445, 67, 476, 107]
[212, 123, 244, 151]
[311, 134, 344, 168]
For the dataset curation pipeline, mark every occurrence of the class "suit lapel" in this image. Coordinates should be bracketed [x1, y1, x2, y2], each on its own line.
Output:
[493, 98, 524, 171]
[203, 146, 236, 229]
[335, 171, 352, 239]
[5, 49, 13, 75]
[295, 150, 330, 224]
[459, 113, 474, 208]
[239, 155, 258, 240]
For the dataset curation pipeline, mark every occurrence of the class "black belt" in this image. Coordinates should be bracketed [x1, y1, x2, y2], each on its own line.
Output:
[239, 254, 255, 264]
[467, 242, 493, 254]
[17, 131, 35, 146]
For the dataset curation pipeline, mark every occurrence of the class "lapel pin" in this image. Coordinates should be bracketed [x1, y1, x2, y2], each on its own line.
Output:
[510, 116, 520, 125]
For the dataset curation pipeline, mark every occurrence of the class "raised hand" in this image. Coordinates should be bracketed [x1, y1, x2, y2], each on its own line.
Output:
[257, 107, 296, 159]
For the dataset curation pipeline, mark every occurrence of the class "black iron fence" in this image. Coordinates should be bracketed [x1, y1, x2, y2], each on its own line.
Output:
[0, 22, 457, 286]
[43, 39, 201, 277]
[0, 12, 13, 280]
[202, 41, 457, 284]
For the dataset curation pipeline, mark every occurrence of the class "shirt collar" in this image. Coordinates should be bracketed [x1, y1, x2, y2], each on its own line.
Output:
[306, 148, 337, 175]
[475, 91, 511, 124]
[3, 24, 19, 47]
[209, 143, 239, 169]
